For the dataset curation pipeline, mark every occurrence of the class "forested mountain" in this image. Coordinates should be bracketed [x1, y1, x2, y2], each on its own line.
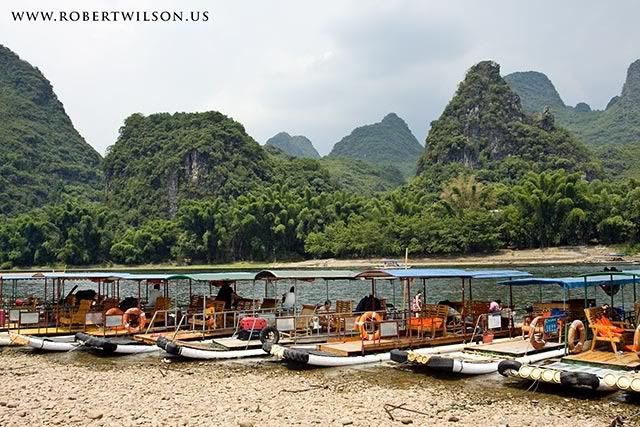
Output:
[7, 50, 640, 268]
[329, 113, 423, 178]
[417, 61, 598, 182]
[505, 60, 640, 178]
[0, 45, 102, 216]
[503, 71, 566, 113]
[103, 111, 275, 222]
[265, 132, 320, 159]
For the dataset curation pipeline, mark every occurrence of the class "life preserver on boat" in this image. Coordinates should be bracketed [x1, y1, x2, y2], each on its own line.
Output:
[528, 316, 548, 350]
[356, 311, 382, 341]
[634, 324, 640, 351]
[105, 307, 125, 330]
[567, 320, 586, 354]
[123, 307, 146, 334]
[626, 324, 640, 352]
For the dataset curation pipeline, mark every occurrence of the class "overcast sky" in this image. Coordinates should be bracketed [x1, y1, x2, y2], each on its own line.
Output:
[1, 1, 639, 156]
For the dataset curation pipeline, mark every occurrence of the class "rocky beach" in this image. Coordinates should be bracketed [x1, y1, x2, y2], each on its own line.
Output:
[0, 348, 637, 427]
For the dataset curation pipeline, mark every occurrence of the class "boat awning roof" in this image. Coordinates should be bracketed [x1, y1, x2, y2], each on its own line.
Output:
[254, 270, 360, 280]
[498, 275, 639, 289]
[166, 272, 256, 282]
[466, 270, 532, 279]
[0, 272, 128, 281]
[119, 273, 173, 281]
[355, 269, 530, 280]
[0, 272, 49, 280]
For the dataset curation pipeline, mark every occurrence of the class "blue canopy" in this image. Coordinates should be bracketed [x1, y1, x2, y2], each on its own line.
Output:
[498, 275, 639, 289]
[466, 270, 532, 279]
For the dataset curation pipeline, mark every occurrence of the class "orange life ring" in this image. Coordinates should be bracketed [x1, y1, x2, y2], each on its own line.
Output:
[356, 311, 382, 341]
[528, 316, 548, 350]
[123, 307, 146, 334]
[629, 324, 640, 352]
[567, 320, 586, 354]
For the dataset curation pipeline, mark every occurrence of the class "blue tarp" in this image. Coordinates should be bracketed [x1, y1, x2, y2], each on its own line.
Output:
[356, 268, 531, 280]
[498, 275, 639, 289]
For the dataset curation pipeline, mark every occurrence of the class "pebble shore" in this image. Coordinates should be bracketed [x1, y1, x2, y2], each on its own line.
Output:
[0, 348, 637, 426]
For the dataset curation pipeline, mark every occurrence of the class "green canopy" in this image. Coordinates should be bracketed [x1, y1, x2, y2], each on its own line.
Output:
[166, 272, 256, 282]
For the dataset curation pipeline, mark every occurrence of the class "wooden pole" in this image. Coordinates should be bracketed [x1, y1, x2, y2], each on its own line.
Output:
[509, 283, 513, 309]
[610, 274, 614, 308]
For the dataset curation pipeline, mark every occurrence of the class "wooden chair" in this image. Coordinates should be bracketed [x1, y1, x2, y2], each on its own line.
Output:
[100, 298, 119, 312]
[148, 297, 171, 324]
[333, 300, 356, 334]
[59, 299, 92, 327]
[279, 304, 316, 338]
[260, 298, 278, 312]
[584, 307, 626, 352]
[408, 304, 448, 339]
[236, 298, 259, 312]
[335, 300, 353, 314]
[189, 299, 225, 329]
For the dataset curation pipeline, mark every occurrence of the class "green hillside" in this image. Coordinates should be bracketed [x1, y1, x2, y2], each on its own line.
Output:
[329, 113, 423, 178]
[319, 157, 405, 195]
[0, 44, 102, 216]
[102, 111, 273, 222]
[265, 132, 320, 159]
[505, 60, 640, 178]
[417, 61, 598, 183]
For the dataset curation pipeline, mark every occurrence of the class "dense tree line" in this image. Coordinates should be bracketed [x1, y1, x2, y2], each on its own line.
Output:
[2, 169, 640, 268]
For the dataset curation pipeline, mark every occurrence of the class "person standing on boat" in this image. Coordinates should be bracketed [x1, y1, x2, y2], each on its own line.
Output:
[215, 282, 235, 310]
[489, 299, 502, 313]
[147, 283, 162, 308]
[411, 292, 423, 316]
[282, 286, 296, 312]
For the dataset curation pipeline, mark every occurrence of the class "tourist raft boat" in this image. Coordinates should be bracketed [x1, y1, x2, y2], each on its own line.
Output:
[3, 271, 219, 354]
[3, 272, 139, 352]
[155, 270, 362, 360]
[389, 276, 584, 375]
[263, 268, 532, 368]
[498, 272, 640, 393]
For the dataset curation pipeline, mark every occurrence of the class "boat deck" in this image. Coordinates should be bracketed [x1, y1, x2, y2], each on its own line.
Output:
[11, 326, 131, 337]
[318, 335, 465, 357]
[545, 361, 632, 376]
[562, 350, 640, 370]
[465, 338, 564, 357]
[134, 328, 235, 344]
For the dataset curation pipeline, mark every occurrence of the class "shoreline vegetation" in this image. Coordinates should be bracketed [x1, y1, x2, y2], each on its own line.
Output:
[1, 245, 634, 273]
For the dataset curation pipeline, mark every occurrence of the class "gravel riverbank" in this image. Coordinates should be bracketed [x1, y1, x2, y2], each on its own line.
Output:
[0, 349, 637, 426]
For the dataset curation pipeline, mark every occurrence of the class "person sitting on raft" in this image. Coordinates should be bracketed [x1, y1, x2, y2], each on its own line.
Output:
[355, 294, 381, 313]
[147, 283, 162, 309]
[215, 282, 236, 310]
[437, 300, 462, 322]
[281, 286, 296, 313]
[489, 299, 502, 313]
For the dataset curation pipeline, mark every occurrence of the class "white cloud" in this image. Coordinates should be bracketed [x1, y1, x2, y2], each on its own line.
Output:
[1, 0, 638, 156]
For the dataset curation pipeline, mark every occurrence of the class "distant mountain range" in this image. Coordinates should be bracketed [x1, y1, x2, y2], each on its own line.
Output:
[505, 60, 640, 177]
[329, 113, 423, 178]
[265, 132, 320, 159]
[5, 37, 640, 225]
[0, 44, 102, 216]
[417, 60, 596, 181]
